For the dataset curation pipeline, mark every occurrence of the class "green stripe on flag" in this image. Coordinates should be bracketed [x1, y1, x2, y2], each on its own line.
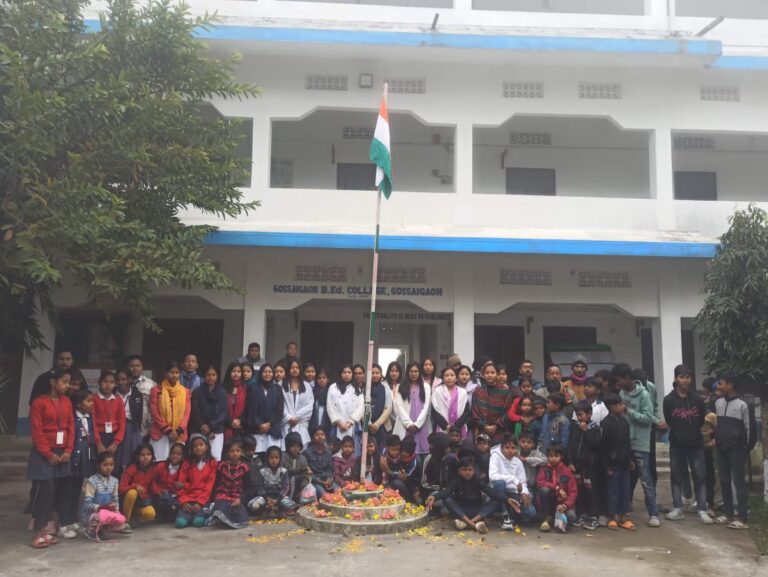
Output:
[369, 138, 393, 199]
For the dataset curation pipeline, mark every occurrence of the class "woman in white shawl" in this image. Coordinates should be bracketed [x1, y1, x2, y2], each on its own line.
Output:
[326, 364, 364, 452]
[430, 366, 470, 438]
[393, 362, 432, 455]
[281, 360, 315, 446]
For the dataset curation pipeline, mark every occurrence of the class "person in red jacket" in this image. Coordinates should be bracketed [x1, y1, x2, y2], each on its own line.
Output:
[119, 444, 157, 531]
[151, 442, 186, 522]
[27, 368, 75, 548]
[93, 371, 127, 456]
[175, 434, 217, 528]
[536, 443, 577, 533]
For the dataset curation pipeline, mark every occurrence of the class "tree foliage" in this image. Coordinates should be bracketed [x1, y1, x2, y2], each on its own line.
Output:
[695, 205, 768, 389]
[0, 0, 259, 354]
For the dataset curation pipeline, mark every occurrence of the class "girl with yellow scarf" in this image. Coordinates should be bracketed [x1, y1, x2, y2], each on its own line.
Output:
[149, 362, 192, 461]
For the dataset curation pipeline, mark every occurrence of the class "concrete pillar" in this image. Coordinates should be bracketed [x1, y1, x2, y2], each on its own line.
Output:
[649, 127, 675, 231]
[645, 0, 673, 27]
[652, 265, 683, 400]
[243, 260, 268, 359]
[452, 266, 475, 366]
[454, 122, 473, 221]
[17, 312, 56, 433]
[523, 316, 545, 380]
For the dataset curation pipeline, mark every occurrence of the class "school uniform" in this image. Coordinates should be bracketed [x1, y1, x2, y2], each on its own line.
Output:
[308, 385, 332, 438]
[368, 382, 393, 448]
[120, 463, 157, 523]
[175, 458, 217, 527]
[116, 387, 144, 471]
[191, 384, 228, 460]
[151, 460, 183, 522]
[59, 411, 97, 527]
[132, 375, 157, 438]
[93, 392, 126, 450]
[281, 382, 314, 447]
[246, 382, 285, 452]
[27, 395, 75, 532]
[224, 381, 248, 443]
[326, 382, 364, 449]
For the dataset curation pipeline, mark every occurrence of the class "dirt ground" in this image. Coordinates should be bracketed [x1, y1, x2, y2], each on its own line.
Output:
[0, 479, 763, 577]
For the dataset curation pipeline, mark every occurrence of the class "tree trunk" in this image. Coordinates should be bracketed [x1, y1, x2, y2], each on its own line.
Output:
[763, 395, 768, 503]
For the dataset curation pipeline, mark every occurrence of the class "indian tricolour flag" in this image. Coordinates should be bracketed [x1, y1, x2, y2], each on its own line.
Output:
[369, 83, 393, 199]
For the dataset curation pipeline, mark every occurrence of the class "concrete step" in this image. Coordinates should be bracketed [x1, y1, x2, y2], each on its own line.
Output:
[0, 462, 27, 479]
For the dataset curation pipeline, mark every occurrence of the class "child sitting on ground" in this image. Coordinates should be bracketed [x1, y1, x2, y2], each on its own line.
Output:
[151, 442, 185, 523]
[489, 434, 536, 530]
[536, 444, 577, 533]
[353, 437, 382, 485]
[175, 434, 217, 529]
[282, 432, 312, 504]
[567, 401, 602, 530]
[426, 456, 520, 534]
[81, 452, 127, 541]
[304, 426, 336, 497]
[249, 446, 296, 517]
[518, 432, 547, 503]
[209, 440, 250, 529]
[380, 435, 419, 502]
[474, 434, 491, 482]
[119, 443, 157, 531]
[333, 435, 357, 486]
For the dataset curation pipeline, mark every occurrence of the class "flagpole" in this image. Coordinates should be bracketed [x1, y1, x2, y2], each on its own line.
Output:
[360, 82, 389, 483]
[359, 187, 382, 482]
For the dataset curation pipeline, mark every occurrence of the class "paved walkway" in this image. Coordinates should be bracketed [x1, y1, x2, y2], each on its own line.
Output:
[0, 479, 763, 577]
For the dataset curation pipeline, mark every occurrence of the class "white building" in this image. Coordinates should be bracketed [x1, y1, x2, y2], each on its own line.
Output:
[15, 0, 768, 433]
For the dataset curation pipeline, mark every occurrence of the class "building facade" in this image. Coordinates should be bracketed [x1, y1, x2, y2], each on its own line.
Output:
[15, 0, 768, 432]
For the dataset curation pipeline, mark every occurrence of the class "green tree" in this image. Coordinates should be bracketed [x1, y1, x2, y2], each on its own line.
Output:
[695, 204, 768, 500]
[0, 0, 258, 355]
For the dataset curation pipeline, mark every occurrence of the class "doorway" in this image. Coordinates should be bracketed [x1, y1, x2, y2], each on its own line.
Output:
[300, 321, 354, 377]
[142, 319, 223, 381]
[474, 326, 525, 371]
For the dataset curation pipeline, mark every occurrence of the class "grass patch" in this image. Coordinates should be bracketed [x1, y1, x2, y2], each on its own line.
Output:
[749, 495, 768, 555]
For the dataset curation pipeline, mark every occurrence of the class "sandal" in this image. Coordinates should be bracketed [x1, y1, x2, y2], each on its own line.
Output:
[43, 534, 59, 546]
[30, 537, 49, 549]
[727, 520, 749, 530]
[619, 520, 636, 531]
[607, 520, 619, 530]
[714, 515, 729, 525]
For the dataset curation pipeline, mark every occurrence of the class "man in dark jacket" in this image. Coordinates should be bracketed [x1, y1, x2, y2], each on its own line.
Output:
[601, 395, 634, 529]
[662, 365, 712, 524]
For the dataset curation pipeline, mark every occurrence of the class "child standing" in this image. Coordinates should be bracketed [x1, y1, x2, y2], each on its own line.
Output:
[81, 452, 127, 541]
[115, 369, 143, 476]
[601, 394, 634, 530]
[538, 393, 571, 455]
[567, 401, 602, 530]
[209, 440, 250, 529]
[489, 434, 536, 529]
[175, 434, 217, 528]
[222, 362, 247, 443]
[304, 426, 336, 497]
[426, 456, 519, 534]
[282, 432, 313, 504]
[536, 444, 577, 533]
[333, 435, 357, 487]
[309, 368, 332, 438]
[151, 442, 185, 522]
[93, 371, 126, 459]
[249, 446, 296, 516]
[191, 365, 228, 461]
[119, 444, 157, 530]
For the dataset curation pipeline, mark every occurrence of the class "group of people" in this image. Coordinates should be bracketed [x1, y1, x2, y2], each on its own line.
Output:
[25, 341, 755, 548]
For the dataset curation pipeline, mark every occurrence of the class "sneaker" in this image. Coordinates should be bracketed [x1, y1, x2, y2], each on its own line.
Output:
[475, 521, 489, 534]
[583, 517, 599, 531]
[647, 516, 661, 528]
[499, 515, 516, 531]
[454, 519, 468, 530]
[682, 497, 695, 512]
[657, 504, 671, 514]
[574, 514, 585, 528]
[539, 520, 551, 532]
[665, 508, 685, 521]
[57, 525, 78, 539]
[697, 511, 714, 525]
[597, 515, 608, 527]
[120, 523, 133, 534]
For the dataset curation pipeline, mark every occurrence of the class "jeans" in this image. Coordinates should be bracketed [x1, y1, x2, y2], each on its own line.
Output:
[573, 467, 599, 518]
[491, 480, 537, 521]
[669, 444, 707, 512]
[704, 447, 716, 509]
[389, 478, 417, 503]
[311, 479, 338, 498]
[717, 447, 748, 521]
[631, 451, 659, 517]
[444, 497, 497, 522]
[606, 465, 631, 517]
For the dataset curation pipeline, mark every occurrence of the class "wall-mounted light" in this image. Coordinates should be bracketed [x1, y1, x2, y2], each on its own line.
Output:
[359, 73, 374, 89]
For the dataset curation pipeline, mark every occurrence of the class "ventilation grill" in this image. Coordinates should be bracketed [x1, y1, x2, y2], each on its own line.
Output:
[386, 78, 426, 94]
[673, 135, 715, 150]
[305, 74, 348, 91]
[379, 267, 427, 284]
[270, 159, 294, 188]
[342, 126, 375, 140]
[579, 82, 622, 100]
[578, 271, 631, 288]
[700, 86, 740, 102]
[500, 269, 552, 286]
[510, 132, 552, 146]
[503, 82, 544, 99]
[295, 265, 348, 283]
